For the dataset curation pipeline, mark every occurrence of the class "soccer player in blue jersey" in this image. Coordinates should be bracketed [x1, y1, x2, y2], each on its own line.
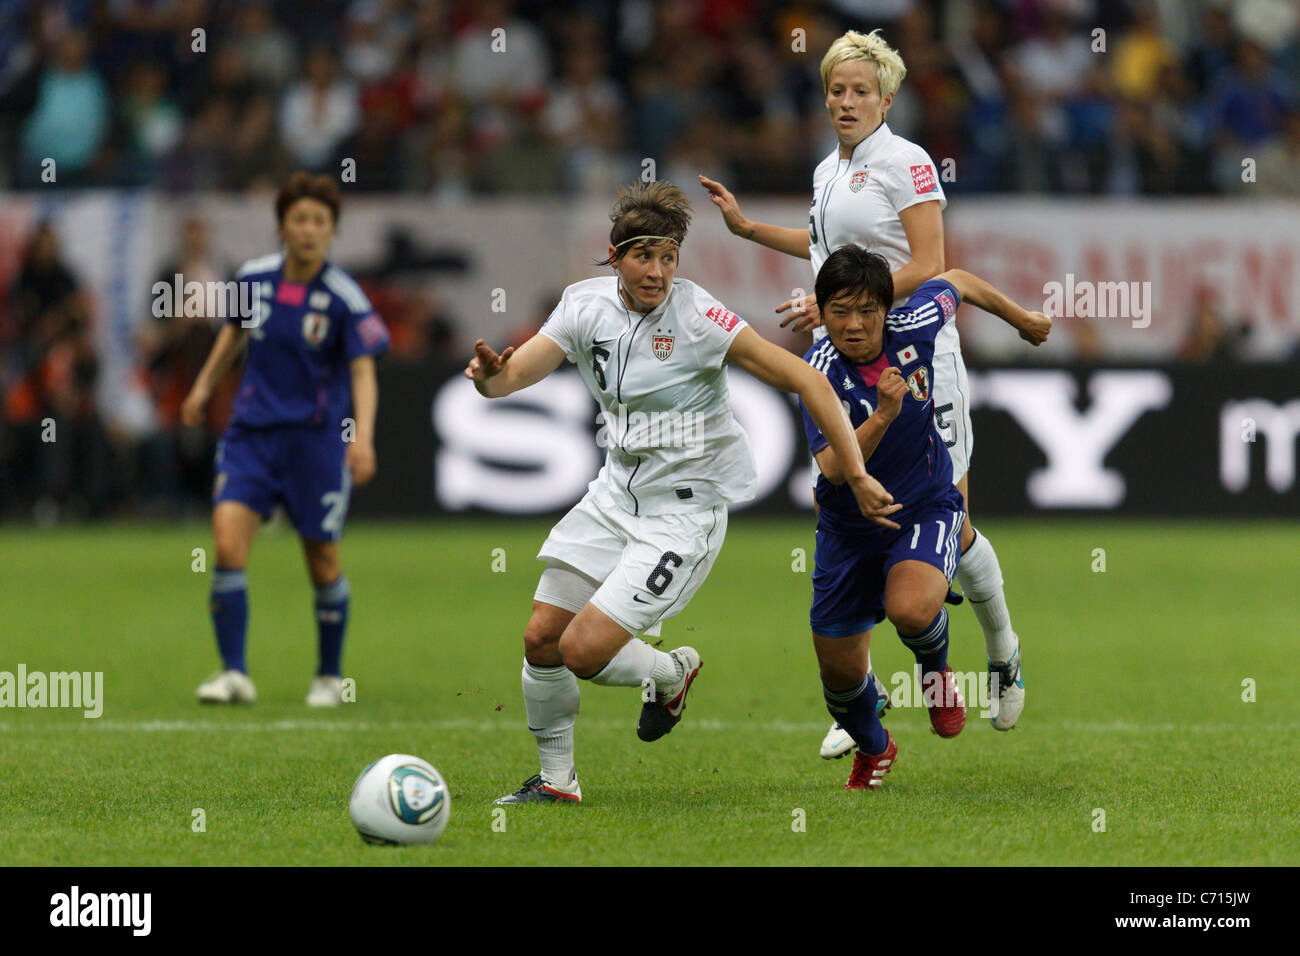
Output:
[180, 173, 389, 706]
[801, 246, 1049, 790]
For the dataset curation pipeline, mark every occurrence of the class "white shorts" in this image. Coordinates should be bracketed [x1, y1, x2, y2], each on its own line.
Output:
[534, 482, 728, 636]
[931, 350, 973, 483]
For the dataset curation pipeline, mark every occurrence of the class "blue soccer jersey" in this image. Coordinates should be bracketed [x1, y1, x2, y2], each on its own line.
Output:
[228, 253, 389, 429]
[800, 278, 961, 537]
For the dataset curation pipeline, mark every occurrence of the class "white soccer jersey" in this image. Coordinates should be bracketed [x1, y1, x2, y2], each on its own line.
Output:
[539, 276, 757, 516]
[809, 121, 957, 354]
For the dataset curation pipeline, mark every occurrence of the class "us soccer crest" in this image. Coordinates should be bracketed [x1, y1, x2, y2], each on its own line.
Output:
[652, 334, 674, 361]
[849, 170, 869, 193]
[302, 312, 330, 347]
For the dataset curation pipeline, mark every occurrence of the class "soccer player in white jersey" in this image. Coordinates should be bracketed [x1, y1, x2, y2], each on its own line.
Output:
[466, 181, 901, 804]
[700, 29, 1051, 753]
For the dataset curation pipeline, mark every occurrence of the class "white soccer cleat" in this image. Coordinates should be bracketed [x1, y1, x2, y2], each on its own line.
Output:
[987, 644, 1024, 731]
[306, 675, 344, 707]
[196, 669, 257, 704]
[820, 721, 855, 759]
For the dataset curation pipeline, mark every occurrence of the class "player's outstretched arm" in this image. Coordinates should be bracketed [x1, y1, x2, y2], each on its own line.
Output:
[726, 327, 902, 528]
[181, 323, 249, 426]
[465, 333, 566, 399]
[939, 268, 1052, 346]
[698, 174, 811, 260]
[346, 356, 378, 485]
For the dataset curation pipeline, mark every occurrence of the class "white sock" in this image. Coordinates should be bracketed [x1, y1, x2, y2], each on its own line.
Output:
[956, 529, 1018, 663]
[587, 638, 680, 688]
[522, 659, 579, 787]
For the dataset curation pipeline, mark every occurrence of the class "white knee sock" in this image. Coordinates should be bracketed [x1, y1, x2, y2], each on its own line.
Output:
[956, 529, 1018, 663]
[522, 659, 580, 786]
[587, 637, 680, 688]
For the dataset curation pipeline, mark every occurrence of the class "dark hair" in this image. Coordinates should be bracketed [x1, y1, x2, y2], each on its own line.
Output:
[275, 172, 341, 225]
[815, 245, 894, 315]
[596, 180, 691, 265]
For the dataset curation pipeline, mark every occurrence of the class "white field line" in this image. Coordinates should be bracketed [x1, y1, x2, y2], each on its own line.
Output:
[1, 718, 1297, 734]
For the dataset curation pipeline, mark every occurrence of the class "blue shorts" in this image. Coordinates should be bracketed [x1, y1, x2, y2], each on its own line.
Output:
[213, 426, 351, 542]
[810, 486, 966, 638]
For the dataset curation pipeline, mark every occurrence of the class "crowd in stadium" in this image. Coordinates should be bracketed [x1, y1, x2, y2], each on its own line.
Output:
[1, 0, 1297, 195]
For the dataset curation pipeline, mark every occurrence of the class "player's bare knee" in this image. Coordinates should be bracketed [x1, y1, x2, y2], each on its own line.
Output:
[557, 622, 603, 677]
[887, 603, 934, 635]
[303, 543, 340, 586]
[523, 622, 563, 663]
[524, 602, 568, 660]
[213, 531, 249, 568]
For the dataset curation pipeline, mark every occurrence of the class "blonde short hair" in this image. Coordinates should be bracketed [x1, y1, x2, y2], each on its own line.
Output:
[820, 29, 907, 97]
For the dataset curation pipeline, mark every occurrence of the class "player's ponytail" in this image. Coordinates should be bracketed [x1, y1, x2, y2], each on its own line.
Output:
[597, 180, 692, 265]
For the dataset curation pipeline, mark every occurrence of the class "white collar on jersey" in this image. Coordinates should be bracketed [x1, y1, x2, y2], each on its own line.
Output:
[841, 119, 892, 164]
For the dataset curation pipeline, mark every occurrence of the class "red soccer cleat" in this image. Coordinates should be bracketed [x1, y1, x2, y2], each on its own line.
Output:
[924, 667, 966, 738]
[844, 731, 898, 790]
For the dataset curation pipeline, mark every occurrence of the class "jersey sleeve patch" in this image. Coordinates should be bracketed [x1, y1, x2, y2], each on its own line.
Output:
[356, 312, 388, 349]
[934, 289, 957, 320]
[910, 164, 938, 195]
[705, 305, 740, 333]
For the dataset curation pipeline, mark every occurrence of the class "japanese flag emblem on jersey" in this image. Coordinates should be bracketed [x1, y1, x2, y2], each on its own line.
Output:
[302, 311, 330, 347]
[906, 366, 930, 401]
[309, 290, 332, 310]
[897, 344, 919, 366]
[910, 164, 938, 195]
[652, 334, 674, 361]
[849, 170, 869, 193]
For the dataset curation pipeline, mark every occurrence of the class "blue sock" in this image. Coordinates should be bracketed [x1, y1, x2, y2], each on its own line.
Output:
[315, 575, 350, 677]
[824, 676, 888, 755]
[898, 608, 949, 676]
[210, 568, 248, 672]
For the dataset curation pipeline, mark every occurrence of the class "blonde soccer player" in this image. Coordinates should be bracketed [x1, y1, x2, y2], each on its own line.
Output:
[467, 181, 900, 804]
[701, 29, 1050, 752]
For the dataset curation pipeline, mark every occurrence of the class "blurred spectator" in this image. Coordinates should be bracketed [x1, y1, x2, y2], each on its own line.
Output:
[542, 35, 626, 193]
[233, 0, 298, 91]
[134, 216, 232, 512]
[1185, 2, 1234, 95]
[1177, 286, 1240, 362]
[19, 30, 109, 185]
[1111, 1, 1177, 102]
[279, 46, 360, 172]
[117, 60, 183, 184]
[1208, 39, 1293, 147]
[0, 222, 113, 519]
[1255, 107, 1300, 194]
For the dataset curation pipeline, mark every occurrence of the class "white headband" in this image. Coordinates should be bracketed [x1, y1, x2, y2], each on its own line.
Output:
[614, 234, 680, 249]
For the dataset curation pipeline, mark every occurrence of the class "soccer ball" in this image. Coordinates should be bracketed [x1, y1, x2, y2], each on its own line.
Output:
[349, 754, 451, 845]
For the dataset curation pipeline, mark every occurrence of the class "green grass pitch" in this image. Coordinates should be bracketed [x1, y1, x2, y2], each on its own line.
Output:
[1, 518, 1297, 866]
